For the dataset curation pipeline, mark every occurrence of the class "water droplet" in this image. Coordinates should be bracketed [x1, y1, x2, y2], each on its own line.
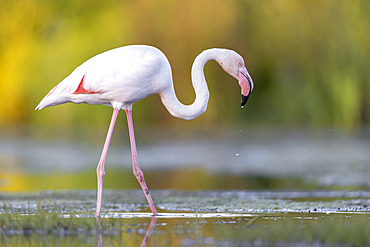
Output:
[236, 153, 239, 156]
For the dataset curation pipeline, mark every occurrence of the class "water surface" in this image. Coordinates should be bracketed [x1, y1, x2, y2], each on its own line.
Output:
[1, 128, 369, 191]
[0, 127, 369, 246]
[0, 190, 369, 246]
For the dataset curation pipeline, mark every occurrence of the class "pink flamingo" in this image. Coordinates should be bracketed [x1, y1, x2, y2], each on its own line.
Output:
[35, 45, 254, 217]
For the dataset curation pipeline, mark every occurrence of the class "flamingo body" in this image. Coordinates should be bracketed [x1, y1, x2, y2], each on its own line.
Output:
[36, 45, 172, 110]
[36, 45, 254, 217]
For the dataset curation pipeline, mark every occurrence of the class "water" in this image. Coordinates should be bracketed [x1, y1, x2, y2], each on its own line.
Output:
[0, 190, 369, 246]
[0, 127, 369, 190]
[0, 127, 369, 246]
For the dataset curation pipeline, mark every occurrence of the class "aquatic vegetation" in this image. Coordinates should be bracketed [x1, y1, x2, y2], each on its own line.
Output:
[0, 190, 369, 246]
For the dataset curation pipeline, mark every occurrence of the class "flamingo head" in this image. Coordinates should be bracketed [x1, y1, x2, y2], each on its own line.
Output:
[215, 49, 254, 108]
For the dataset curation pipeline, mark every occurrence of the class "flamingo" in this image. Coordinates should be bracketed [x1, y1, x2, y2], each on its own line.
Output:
[35, 45, 254, 217]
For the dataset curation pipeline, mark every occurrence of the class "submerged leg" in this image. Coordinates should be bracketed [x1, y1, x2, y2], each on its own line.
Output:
[125, 109, 158, 216]
[96, 107, 119, 217]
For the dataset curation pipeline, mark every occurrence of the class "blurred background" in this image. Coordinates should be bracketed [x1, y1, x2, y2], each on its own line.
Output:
[0, 0, 369, 192]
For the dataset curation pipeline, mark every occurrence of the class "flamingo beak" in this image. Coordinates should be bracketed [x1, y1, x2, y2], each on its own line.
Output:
[238, 66, 253, 108]
[241, 94, 250, 107]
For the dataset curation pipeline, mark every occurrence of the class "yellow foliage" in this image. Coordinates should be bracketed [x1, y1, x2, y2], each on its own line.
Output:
[0, 0, 369, 128]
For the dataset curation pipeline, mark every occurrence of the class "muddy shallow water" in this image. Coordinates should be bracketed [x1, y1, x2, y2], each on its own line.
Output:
[1, 190, 369, 214]
[0, 190, 369, 246]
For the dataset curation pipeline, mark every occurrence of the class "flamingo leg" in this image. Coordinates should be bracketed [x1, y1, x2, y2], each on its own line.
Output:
[96, 107, 119, 217]
[125, 109, 158, 216]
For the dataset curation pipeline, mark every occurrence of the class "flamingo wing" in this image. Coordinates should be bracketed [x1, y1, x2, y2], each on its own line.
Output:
[36, 45, 169, 110]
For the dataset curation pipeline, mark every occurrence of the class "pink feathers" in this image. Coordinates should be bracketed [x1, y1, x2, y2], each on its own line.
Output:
[73, 75, 100, 94]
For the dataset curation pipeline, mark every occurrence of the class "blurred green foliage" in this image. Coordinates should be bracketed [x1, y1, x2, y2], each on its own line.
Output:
[0, 0, 369, 129]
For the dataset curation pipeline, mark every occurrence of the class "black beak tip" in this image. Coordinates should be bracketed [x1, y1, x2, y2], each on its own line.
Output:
[241, 94, 250, 107]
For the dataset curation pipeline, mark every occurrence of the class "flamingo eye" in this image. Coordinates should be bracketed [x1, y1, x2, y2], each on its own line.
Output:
[237, 62, 242, 66]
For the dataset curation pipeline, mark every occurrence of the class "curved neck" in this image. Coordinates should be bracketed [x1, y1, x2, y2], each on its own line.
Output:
[160, 49, 218, 120]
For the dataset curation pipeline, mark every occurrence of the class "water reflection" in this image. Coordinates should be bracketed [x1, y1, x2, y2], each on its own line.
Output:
[0, 211, 367, 246]
[96, 217, 103, 247]
[96, 216, 156, 247]
[140, 217, 156, 247]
